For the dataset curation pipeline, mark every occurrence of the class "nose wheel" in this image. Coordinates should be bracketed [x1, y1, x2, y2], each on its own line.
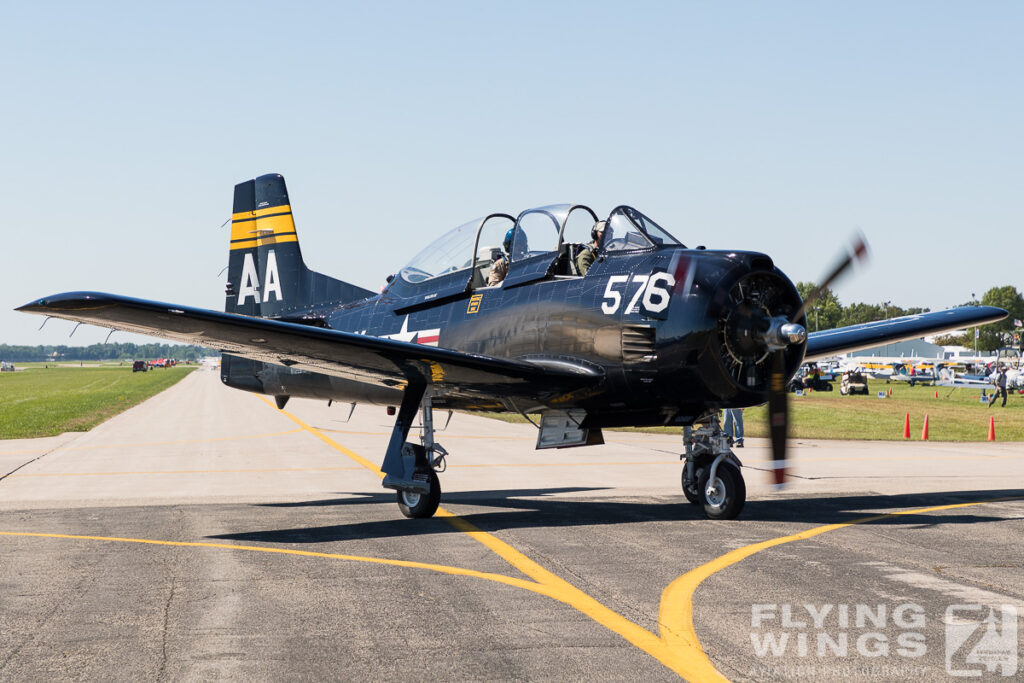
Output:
[697, 462, 745, 520]
[681, 417, 747, 520]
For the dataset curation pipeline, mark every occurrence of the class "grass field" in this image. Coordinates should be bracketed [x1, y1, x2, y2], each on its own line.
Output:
[0, 366, 196, 439]
[482, 379, 1024, 442]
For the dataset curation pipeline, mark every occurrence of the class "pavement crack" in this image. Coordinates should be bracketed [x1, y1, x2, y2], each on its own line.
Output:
[0, 436, 83, 484]
[157, 574, 177, 682]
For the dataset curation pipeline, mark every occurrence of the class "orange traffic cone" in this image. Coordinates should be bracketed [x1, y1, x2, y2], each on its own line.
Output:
[921, 414, 929, 441]
[888, 387, 893, 397]
[903, 413, 911, 439]
[988, 416, 996, 441]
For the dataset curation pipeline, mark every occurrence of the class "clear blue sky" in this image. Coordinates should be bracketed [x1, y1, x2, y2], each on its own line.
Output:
[2, 1, 1021, 346]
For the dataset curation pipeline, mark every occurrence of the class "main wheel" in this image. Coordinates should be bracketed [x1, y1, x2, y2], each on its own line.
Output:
[682, 465, 705, 505]
[697, 462, 746, 520]
[396, 468, 441, 518]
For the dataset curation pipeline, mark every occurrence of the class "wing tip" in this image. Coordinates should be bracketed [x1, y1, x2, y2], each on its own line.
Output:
[15, 292, 108, 314]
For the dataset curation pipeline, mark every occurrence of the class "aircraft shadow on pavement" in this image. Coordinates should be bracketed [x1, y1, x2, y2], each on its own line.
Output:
[207, 488, 1024, 545]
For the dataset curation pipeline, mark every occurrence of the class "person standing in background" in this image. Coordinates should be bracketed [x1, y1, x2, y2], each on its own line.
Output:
[724, 408, 744, 447]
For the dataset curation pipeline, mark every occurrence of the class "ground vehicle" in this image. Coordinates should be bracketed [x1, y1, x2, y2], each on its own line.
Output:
[788, 363, 834, 392]
[132, 360, 147, 372]
[840, 369, 869, 395]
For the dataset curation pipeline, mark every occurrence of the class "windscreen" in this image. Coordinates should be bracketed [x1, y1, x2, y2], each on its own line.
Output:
[399, 220, 479, 283]
[605, 206, 684, 252]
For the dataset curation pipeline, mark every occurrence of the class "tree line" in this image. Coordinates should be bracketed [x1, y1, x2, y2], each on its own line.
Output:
[0, 343, 218, 362]
[797, 283, 1024, 352]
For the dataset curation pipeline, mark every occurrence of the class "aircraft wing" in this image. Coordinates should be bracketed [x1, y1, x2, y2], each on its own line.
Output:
[16, 292, 601, 400]
[805, 306, 1007, 361]
[936, 377, 991, 388]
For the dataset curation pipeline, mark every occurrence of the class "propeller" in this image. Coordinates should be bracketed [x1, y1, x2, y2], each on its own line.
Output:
[766, 232, 869, 486]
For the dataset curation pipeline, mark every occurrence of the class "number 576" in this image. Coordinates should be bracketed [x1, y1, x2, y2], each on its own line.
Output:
[601, 272, 675, 315]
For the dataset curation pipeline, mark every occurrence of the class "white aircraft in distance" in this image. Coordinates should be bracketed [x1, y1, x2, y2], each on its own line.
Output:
[884, 362, 936, 386]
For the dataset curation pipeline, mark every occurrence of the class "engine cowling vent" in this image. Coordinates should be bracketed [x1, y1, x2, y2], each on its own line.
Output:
[622, 325, 656, 362]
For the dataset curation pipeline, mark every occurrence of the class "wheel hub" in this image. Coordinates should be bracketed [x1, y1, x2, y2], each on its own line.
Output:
[705, 478, 726, 508]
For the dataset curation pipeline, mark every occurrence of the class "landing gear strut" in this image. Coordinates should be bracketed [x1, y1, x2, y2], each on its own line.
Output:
[681, 412, 746, 520]
[381, 384, 447, 519]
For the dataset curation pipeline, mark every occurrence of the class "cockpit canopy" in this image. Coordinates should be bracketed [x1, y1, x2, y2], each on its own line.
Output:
[399, 204, 682, 285]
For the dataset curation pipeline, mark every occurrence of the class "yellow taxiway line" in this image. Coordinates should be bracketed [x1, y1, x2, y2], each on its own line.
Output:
[656, 496, 1024, 681]
[0, 530, 543, 594]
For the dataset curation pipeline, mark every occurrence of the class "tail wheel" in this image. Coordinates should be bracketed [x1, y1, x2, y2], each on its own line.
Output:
[697, 463, 746, 520]
[397, 468, 441, 518]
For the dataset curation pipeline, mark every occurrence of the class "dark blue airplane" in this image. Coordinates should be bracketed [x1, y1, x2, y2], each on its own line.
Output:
[17, 174, 1007, 520]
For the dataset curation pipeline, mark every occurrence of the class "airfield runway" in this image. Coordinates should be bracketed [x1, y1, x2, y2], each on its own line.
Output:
[2, 370, 1023, 681]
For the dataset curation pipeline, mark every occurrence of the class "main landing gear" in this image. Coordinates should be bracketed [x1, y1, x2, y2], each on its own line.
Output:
[381, 384, 447, 519]
[681, 412, 746, 520]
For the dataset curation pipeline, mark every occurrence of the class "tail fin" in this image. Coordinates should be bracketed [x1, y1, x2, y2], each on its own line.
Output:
[224, 174, 373, 318]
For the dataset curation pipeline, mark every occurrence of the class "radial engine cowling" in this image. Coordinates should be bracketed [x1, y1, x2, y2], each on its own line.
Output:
[713, 267, 806, 401]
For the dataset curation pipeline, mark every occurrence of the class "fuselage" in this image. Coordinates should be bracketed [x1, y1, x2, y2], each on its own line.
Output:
[225, 245, 806, 428]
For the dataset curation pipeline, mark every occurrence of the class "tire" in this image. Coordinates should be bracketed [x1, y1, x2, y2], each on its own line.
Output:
[682, 466, 705, 505]
[396, 468, 441, 518]
[697, 462, 746, 520]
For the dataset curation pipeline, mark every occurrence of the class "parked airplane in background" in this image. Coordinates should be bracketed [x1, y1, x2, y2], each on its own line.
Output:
[885, 362, 936, 386]
[17, 174, 1008, 520]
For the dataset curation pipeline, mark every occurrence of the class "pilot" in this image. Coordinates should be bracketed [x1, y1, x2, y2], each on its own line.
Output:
[487, 228, 527, 286]
[575, 221, 606, 276]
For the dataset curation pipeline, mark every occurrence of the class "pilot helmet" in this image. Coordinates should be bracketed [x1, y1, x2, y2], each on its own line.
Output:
[503, 227, 528, 256]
